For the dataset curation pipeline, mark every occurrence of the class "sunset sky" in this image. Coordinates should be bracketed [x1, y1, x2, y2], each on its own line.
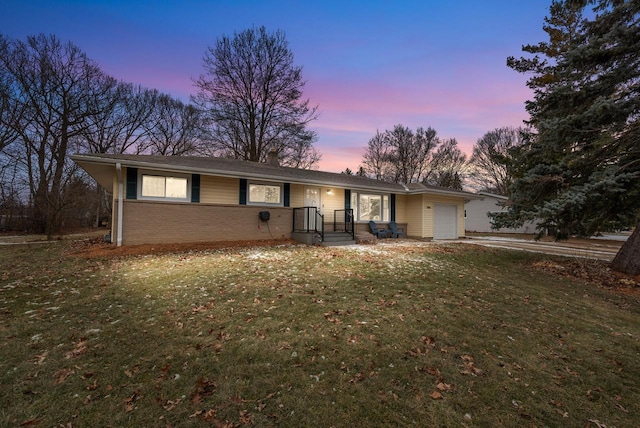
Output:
[2, 0, 551, 172]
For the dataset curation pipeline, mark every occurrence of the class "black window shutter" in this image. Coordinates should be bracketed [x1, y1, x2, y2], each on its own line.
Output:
[191, 174, 200, 203]
[284, 183, 290, 207]
[344, 189, 351, 209]
[239, 179, 247, 205]
[126, 167, 137, 200]
[390, 193, 396, 221]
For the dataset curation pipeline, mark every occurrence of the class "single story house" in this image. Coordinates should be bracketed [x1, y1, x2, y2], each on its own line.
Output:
[71, 153, 480, 246]
[465, 192, 538, 234]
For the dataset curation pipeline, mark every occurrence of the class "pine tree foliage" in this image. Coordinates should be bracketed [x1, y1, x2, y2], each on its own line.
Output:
[497, 0, 639, 238]
[499, 0, 640, 274]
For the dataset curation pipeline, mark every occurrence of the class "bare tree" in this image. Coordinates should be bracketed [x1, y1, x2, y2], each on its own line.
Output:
[361, 130, 393, 180]
[390, 125, 439, 184]
[425, 138, 467, 190]
[276, 123, 321, 169]
[145, 94, 203, 156]
[0, 36, 23, 154]
[0, 151, 28, 230]
[74, 81, 162, 228]
[361, 124, 440, 184]
[193, 26, 320, 167]
[79, 82, 156, 155]
[468, 126, 526, 195]
[0, 34, 110, 237]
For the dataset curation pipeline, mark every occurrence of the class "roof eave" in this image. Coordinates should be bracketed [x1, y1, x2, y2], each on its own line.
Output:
[70, 154, 404, 194]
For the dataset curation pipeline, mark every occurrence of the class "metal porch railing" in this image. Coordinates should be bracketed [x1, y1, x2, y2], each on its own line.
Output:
[333, 209, 354, 239]
[293, 206, 324, 241]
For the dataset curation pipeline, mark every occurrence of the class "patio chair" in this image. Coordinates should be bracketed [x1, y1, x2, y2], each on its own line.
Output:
[369, 220, 389, 239]
[388, 221, 405, 238]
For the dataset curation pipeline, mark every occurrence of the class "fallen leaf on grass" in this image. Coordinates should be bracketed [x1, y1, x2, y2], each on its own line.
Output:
[189, 408, 217, 421]
[19, 419, 39, 426]
[323, 313, 341, 324]
[64, 339, 88, 359]
[125, 389, 142, 412]
[429, 391, 443, 400]
[239, 410, 253, 425]
[156, 364, 171, 384]
[436, 382, 452, 391]
[54, 368, 74, 384]
[554, 408, 569, 418]
[191, 305, 209, 313]
[406, 347, 429, 357]
[161, 398, 181, 411]
[421, 336, 436, 346]
[565, 366, 579, 376]
[419, 366, 441, 377]
[460, 355, 483, 376]
[615, 403, 629, 413]
[191, 377, 217, 404]
[349, 372, 366, 383]
[33, 351, 48, 365]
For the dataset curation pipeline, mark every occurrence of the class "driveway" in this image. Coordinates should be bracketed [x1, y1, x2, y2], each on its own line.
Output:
[459, 235, 624, 261]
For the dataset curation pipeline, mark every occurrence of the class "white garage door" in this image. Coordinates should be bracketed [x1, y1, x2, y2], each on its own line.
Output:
[433, 204, 457, 239]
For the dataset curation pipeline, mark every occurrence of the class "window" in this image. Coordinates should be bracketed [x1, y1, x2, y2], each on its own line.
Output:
[140, 173, 188, 200]
[249, 183, 282, 205]
[351, 192, 389, 222]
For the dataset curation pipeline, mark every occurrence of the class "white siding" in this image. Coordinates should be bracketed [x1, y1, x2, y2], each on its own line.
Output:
[465, 195, 538, 233]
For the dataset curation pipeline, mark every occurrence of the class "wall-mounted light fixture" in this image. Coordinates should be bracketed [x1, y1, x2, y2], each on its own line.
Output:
[326, 189, 333, 195]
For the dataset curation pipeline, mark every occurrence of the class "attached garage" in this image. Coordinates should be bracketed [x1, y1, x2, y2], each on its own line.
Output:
[433, 204, 457, 239]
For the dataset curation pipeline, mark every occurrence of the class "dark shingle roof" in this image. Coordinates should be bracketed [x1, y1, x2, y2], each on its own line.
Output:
[71, 153, 478, 198]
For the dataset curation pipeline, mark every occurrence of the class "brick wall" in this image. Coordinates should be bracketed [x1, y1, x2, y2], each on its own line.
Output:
[120, 200, 292, 245]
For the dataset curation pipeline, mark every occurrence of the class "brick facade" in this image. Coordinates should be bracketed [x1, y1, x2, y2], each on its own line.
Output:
[118, 200, 293, 245]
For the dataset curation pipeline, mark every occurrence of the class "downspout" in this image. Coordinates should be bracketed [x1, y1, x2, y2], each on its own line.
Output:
[116, 163, 124, 247]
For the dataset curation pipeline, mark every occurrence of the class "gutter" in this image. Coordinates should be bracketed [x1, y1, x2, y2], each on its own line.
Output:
[71, 154, 403, 194]
[116, 163, 123, 247]
[71, 154, 482, 199]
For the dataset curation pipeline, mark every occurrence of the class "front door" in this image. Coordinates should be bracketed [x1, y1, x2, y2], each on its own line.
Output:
[304, 186, 322, 230]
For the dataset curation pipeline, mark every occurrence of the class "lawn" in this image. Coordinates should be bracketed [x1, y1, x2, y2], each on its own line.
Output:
[1, 238, 639, 427]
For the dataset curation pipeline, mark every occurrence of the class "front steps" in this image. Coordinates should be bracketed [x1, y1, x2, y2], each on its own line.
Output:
[320, 232, 356, 246]
[291, 231, 356, 246]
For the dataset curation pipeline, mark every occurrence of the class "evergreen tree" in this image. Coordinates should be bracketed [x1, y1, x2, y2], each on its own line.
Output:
[497, 0, 640, 274]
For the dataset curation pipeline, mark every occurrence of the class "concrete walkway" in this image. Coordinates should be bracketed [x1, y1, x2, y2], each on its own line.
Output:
[460, 236, 623, 261]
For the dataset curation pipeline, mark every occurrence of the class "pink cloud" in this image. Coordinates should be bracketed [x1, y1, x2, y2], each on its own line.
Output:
[307, 65, 533, 171]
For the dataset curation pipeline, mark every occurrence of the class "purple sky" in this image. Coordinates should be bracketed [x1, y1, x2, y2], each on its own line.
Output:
[2, 0, 550, 172]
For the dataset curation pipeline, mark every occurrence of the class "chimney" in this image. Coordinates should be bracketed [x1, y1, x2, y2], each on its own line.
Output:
[267, 148, 279, 166]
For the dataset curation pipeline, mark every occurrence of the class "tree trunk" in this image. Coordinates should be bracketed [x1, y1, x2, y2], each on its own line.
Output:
[611, 221, 640, 276]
